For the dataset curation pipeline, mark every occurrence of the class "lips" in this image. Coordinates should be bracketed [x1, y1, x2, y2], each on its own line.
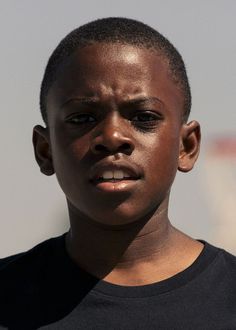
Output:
[99, 169, 132, 179]
[89, 161, 142, 183]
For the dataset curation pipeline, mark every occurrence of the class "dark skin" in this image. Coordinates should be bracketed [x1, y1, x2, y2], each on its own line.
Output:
[33, 43, 203, 285]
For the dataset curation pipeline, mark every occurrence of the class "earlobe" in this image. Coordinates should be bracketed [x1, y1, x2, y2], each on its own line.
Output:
[178, 120, 201, 172]
[32, 125, 55, 176]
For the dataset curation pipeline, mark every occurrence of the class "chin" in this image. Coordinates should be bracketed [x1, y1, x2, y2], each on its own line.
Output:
[68, 195, 162, 228]
[86, 202, 159, 228]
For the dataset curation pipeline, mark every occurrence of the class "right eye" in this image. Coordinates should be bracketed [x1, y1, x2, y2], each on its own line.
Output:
[66, 114, 96, 124]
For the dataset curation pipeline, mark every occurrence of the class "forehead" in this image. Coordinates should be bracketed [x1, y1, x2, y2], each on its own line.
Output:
[47, 43, 183, 115]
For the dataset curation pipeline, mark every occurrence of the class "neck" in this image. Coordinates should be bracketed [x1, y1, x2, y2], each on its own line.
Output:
[65, 201, 203, 285]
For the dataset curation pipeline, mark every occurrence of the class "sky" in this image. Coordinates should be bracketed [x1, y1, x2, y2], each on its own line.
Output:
[0, 0, 235, 256]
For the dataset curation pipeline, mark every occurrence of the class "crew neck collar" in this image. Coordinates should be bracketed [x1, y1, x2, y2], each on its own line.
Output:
[54, 233, 221, 298]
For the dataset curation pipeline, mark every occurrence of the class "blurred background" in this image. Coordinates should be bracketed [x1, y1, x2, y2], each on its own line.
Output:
[0, 0, 235, 257]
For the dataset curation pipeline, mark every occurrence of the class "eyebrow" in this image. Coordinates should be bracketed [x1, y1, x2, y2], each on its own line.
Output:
[60, 97, 99, 109]
[60, 96, 163, 109]
[122, 97, 163, 106]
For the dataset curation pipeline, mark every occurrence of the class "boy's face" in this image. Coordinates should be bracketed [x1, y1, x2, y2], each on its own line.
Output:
[34, 43, 200, 226]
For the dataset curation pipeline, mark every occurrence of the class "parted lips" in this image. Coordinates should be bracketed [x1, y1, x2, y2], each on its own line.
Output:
[89, 161, 142, 182]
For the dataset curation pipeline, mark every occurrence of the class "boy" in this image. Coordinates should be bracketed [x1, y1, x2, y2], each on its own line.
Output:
[0, 17, 236, 329]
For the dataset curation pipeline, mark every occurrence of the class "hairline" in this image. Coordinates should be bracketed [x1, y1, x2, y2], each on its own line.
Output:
[43, 40, 188, 125]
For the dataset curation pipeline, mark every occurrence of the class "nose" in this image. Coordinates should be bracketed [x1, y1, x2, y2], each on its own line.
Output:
[90, 114, 135, 155]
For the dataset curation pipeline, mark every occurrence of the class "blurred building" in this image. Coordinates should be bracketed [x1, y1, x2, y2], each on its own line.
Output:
[203, 137, 236, 254]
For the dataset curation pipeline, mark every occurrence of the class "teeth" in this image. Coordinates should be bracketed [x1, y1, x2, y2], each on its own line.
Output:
[114, 170, 125, 179]
[100, 170, 130, 180]
[102, 171, 113, 179]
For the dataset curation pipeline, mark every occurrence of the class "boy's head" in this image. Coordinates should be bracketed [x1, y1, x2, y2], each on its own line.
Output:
[40, 17, 191, 125]
[33, 17, 200, 227]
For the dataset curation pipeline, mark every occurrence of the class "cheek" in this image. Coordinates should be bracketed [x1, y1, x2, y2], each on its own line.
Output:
[144, 134, 180, 188]
[51, 127, 88, 166]
[50, 133, 89, 190]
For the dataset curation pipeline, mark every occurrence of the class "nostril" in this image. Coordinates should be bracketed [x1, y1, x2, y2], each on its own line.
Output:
[91, 141, 134, 155]
[94, 144, 107, 152]
[117, 143, 132, 152]
[123, 143, 131, 150]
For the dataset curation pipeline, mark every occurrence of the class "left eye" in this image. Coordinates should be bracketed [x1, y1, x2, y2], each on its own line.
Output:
[66, 114, 96, 124]
[132, 112, 159, 122]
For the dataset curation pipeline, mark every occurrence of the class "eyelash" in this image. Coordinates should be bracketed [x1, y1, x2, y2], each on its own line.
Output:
[66, 114, 96, 124]
[65, 111, 162, 129]
[132, 112, 160, 124]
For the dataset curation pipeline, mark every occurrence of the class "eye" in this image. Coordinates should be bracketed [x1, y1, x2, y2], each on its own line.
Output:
[66, 114, 96, 124]
[131, 111, 163, 132]
[132, 112, 159, 122]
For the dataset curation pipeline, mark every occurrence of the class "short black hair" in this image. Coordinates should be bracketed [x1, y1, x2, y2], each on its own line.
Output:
[40, 17, 191, 124]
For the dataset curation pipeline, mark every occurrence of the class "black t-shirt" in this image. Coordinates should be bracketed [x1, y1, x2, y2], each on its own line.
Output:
[0, 233, 236, 329]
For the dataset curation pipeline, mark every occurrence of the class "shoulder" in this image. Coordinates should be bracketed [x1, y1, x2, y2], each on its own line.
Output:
[0, 234, 66, 296]
[0, 234, 66, 327]
[218, 246, 236, 276]
[0, 235, 58, 271]
[203, 240, 236, 269]
[201, 240, 236, 290]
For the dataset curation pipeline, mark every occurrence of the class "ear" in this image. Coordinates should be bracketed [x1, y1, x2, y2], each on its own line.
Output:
[178, 120, 201, 172]
[32, 125, 55, 176]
